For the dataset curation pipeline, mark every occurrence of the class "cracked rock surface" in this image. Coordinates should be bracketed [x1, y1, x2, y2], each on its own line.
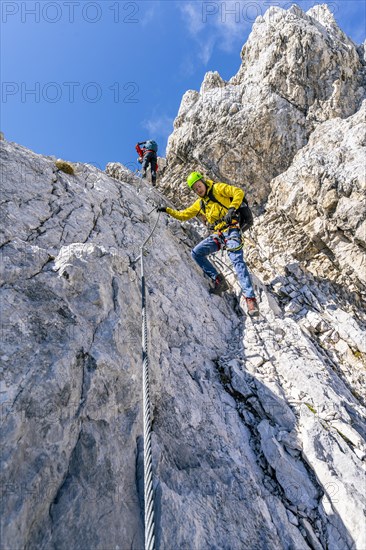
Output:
[1, 131, 365, 550]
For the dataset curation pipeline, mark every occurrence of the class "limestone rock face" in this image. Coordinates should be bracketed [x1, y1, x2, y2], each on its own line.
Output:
[1, 133, 365, 549]
[266, 101, 366, 286]
[161, 4, 365, 209]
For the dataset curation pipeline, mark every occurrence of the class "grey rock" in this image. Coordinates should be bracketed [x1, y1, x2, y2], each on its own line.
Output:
[258, 420, 319, 509]
[286, 509, 299, 527]
[255, 383, 297, 430]
[299, 518, 323, 550]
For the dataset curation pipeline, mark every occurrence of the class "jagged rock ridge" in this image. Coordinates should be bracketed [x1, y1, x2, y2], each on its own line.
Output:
[161, 4, 365, 209]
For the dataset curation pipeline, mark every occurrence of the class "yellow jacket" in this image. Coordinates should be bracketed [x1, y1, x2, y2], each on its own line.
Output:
[166, 180, 244, 231]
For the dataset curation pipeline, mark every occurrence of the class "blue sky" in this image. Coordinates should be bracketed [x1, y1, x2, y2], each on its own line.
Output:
[1, 1, 365, 171]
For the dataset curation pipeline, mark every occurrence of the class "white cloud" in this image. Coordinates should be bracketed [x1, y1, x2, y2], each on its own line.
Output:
[178, 1, 252, 65]
[180, 3, 206, 34]
[142, 114, 174, 138]
[140, 3, 159, 27]
[200, 37, 215, 64]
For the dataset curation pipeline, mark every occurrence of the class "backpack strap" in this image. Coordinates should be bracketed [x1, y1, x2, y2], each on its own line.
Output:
[199, 183, 231, 216]
[207, 185, 229, 210]
[200, 183, 246, 220]
[209, 184, 248, 208]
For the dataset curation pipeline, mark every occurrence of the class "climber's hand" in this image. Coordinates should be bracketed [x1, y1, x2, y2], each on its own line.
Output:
[156, 205, 167, 213]
[223, 207, 236, 224]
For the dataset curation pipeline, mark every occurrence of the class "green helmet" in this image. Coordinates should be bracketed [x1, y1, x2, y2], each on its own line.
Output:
[187, 171, 204, 188]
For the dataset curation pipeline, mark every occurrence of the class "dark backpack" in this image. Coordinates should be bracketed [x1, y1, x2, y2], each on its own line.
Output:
[145, 139, 158, 152]
[200, 184, 254, 232]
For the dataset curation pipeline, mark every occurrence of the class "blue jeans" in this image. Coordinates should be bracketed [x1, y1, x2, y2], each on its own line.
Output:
[142, 151, 157, 184]
[191, 228, 255, 298]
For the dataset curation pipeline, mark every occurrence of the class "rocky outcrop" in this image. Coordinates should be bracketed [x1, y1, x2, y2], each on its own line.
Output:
[161, 4, 365, 209]
[106, 157, 167, 186]
[265, 101, 366, 285]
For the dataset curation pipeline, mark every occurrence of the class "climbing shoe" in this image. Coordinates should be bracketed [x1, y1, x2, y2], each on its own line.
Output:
[246, 297, 259, 317]
[209, 273, 229, 295]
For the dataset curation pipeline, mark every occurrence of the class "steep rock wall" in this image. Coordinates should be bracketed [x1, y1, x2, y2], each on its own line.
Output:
[1, 134, 365, 549]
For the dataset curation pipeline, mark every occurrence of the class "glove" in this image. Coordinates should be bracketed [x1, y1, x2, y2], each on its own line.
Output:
[157, 206, 167, 213]
[223, 207, 236, 224]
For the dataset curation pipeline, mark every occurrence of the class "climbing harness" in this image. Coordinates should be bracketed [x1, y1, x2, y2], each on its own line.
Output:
[133, 208, 160, 550]
[211, 222, 245, 253]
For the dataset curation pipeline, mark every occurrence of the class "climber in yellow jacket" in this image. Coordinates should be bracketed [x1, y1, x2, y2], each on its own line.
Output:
[157, 172, 259, 316]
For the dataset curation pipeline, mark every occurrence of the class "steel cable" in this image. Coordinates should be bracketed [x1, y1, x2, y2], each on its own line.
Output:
[138, 210, 160, 550]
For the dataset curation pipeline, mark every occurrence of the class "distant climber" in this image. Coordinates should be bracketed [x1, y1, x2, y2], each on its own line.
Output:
[135, 140, 158, 186]
[157, 172, 259, 316]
